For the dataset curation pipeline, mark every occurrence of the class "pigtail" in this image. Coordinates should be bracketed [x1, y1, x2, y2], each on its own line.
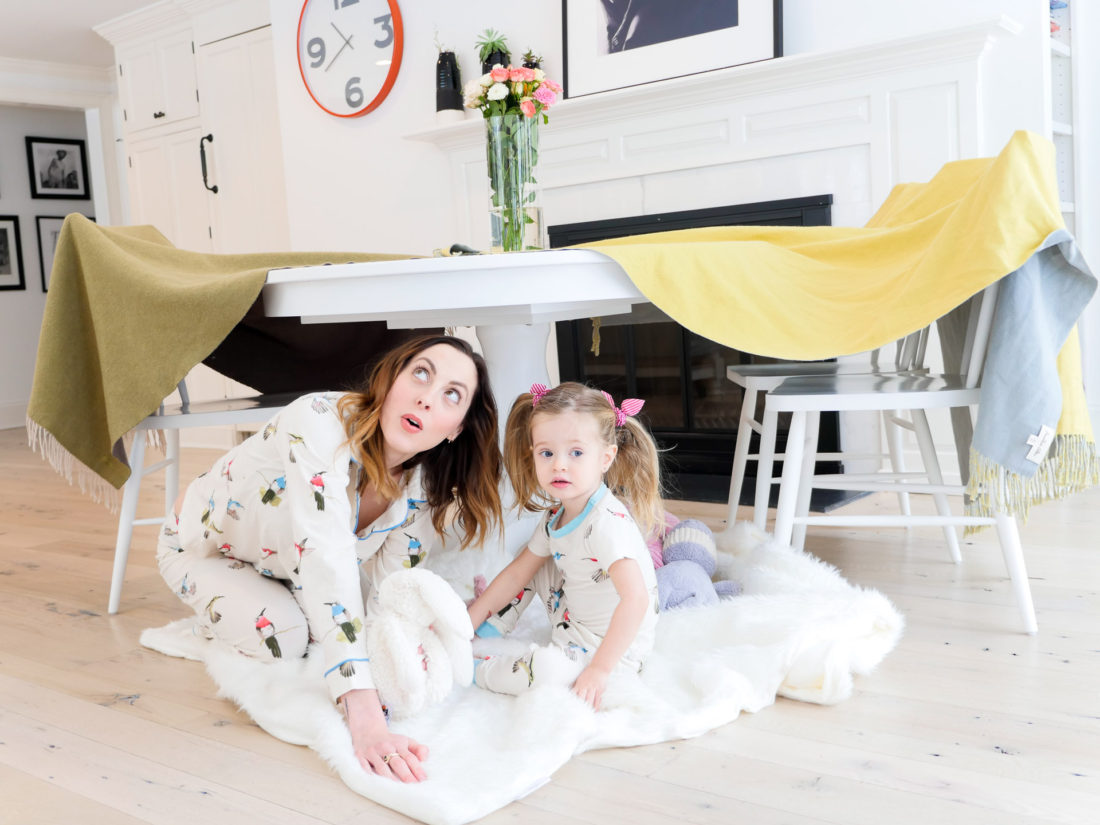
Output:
[503, 393, 553, 513]
[605, 416, 664, 538]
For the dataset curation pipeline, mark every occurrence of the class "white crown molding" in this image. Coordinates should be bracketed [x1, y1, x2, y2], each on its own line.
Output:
[93, 0, 190, 47]
[408, 15, 1022, 154]
[0, 56, 115, 104]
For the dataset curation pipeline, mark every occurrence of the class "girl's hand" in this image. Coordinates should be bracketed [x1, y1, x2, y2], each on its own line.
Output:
[571, 663, 611, 710]
[341, 689, 429, 782]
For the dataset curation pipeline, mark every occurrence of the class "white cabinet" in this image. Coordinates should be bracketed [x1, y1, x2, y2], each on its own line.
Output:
[118, 29, 200, 133]
[126, 126, 213, 252]
[196, 27, 291, 253]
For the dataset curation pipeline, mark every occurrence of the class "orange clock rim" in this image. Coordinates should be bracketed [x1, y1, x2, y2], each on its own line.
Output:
[296, 0, 404, 118]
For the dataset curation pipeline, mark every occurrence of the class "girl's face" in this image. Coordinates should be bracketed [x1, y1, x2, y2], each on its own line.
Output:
[531, 409, 617, 518]
[380, 343, 477, 467]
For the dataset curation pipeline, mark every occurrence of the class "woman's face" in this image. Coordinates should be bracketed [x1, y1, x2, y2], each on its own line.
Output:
[379, 343, 478, 466]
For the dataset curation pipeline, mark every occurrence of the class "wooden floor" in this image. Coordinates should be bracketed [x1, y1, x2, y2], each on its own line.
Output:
[2, 425, 1098, 825]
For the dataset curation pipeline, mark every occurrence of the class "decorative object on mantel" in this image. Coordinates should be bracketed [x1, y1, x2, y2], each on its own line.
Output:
[521, 48, 541, 69]
[475, 28, 510, 73]
[434, 35, 464, 124]
[562, 0, 782, 98]
[464, 66, 561, 252]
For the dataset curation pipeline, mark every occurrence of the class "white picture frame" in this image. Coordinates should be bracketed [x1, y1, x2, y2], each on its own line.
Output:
[562, 0, 783, 99]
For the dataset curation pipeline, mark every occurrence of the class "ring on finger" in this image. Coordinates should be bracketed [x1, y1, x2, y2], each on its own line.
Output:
[381, 752, 401, 764]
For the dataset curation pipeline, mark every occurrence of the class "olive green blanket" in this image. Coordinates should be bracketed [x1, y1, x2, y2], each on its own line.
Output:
[26, 215, 410, 507]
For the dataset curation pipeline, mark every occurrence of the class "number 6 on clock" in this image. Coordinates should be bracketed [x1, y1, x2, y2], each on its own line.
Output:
[296, 0, 403, 117]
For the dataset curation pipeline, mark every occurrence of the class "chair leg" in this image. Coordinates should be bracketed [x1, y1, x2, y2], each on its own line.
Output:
[773, 410, 807, 547]
[883, 410, 912, 517]
[754, 408, 779, 530]
[164, 429, 180, 519]
[791, 411, 820, 551]
[911, 409, 962, 564]
[109, 433, 146, 615]
[725, 388, 757, 530]
[993, 510, 1038, 634]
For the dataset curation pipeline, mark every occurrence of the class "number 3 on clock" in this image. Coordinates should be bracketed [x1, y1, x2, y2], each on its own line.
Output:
[296, 0, 403, 117]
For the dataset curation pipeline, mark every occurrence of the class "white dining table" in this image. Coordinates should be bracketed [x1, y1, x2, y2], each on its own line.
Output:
[263, 248, 649, 416]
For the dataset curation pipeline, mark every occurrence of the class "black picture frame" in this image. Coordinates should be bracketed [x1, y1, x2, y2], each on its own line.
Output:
[562, 0, 783, 99]
[0, 216, 26, 292]
[25, 136, 91, 200]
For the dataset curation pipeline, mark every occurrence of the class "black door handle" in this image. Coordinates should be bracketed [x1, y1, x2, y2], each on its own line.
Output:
[199, 133, 218, 194]
[153, 111, 166, 118]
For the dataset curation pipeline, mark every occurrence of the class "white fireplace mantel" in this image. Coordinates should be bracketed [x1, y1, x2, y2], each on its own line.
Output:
[407, 16, 1023, 245]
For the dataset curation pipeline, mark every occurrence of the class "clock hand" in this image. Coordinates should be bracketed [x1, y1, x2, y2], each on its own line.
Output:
[325, 23, 355, 72]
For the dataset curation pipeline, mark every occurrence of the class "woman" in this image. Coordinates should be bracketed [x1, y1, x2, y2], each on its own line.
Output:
[157, 335, 501, 783]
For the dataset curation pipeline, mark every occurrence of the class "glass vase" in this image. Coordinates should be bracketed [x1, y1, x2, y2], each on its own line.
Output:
[485, 113, 545, 252]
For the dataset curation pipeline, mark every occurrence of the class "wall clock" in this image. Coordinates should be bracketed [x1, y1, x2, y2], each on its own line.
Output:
[297, 0, 403, 117]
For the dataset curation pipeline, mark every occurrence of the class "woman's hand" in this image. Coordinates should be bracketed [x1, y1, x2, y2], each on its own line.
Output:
[571, 662, 610, 710]
[340, 689, 429, 782]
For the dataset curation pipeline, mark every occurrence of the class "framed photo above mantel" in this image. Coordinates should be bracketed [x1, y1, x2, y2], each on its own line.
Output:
[0, 216, 26, 292]
[25, 136, 91, 200]
[562, 0, 783, 99]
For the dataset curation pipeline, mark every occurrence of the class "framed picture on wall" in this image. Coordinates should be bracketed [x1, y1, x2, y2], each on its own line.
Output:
[25, 136, 91, 199]
[0, 216, 26, 291]
[562, 0, 783, 99]
[36, 216, 66, 292]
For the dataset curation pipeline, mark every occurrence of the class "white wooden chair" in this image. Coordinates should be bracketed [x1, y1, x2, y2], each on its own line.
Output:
[759, 282, 1038, 633]
[724, 328, 945, 552]
[108, 382, 300, 614]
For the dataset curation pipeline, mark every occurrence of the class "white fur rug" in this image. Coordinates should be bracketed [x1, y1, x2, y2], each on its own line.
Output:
[141, 523, 903, 825]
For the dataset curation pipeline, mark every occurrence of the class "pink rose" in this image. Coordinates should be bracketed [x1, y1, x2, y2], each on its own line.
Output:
[534, 85, 556, 106]
[521, 67, 537, 81]
[509, 68, 526, 82]
[519, 98, 536, 118]
[543, 79, 563, 94]
[490, 67, 510, 83]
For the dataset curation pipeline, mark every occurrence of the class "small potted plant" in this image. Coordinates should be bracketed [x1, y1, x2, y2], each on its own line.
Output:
[521, 49, 542, 70]
[476, 28, 510, 73]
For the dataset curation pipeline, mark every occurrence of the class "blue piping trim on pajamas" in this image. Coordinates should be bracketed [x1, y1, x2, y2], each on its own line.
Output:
[325, 657, 370, 677]
[350, 459, 428, 540]
[548, 483, 608, 538]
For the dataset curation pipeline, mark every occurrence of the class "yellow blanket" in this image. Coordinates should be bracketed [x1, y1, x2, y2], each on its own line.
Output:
[586, 130, 1097, 518]
[26, 215, 409, 506]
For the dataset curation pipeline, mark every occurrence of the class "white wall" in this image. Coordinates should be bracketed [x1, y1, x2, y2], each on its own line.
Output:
[269, 0, 1048, 254]
[0, 105, 95, 429]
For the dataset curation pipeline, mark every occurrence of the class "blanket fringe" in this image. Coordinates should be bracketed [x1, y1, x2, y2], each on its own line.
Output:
[964, 435, 1100, 532]
[25, 418, 166, 514]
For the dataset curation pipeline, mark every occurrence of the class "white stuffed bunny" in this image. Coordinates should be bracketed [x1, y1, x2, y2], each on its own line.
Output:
[365, 567, 474, 719]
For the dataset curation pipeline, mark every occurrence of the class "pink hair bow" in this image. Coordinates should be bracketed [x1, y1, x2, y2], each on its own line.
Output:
[602, 391, 645, 426]
[530, 383, 550, 406]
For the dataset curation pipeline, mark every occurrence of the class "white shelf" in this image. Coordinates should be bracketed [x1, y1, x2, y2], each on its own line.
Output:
[1050, 39, 1071, 58]
[1060, 202, 1076, 213]
[1053, 120, 1073, 136]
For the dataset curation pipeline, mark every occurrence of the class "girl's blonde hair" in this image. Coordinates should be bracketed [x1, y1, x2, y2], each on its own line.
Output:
[337, 335, 502, 549]
[503, 381, 664, 537]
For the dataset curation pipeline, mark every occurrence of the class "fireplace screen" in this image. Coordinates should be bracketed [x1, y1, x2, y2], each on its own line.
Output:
[550, 196, 844, 504]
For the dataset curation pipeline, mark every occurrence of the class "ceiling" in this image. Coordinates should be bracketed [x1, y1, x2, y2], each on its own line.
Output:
[0, 1, 158, 68]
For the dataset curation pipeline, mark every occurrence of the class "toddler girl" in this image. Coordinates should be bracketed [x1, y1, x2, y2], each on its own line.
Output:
[467, 382, 663, 709]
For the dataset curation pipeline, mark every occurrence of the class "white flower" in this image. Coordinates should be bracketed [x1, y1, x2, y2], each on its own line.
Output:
[487, 82, 508, 101]
[533, 68, 545, 81]
[479, 73, 493, 88]
[464, 79, 483, 98]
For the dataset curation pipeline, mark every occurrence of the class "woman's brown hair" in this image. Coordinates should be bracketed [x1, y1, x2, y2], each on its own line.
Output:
[503, 381, 664, 538]
[337, 335, 501, 548]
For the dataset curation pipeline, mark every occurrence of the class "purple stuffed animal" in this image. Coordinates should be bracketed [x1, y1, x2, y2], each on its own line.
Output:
[655, 518, 741, 610]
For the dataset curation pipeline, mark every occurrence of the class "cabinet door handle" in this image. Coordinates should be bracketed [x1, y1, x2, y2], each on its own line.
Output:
[153, 111, 166, 118]
[199, 133, 218, 194]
